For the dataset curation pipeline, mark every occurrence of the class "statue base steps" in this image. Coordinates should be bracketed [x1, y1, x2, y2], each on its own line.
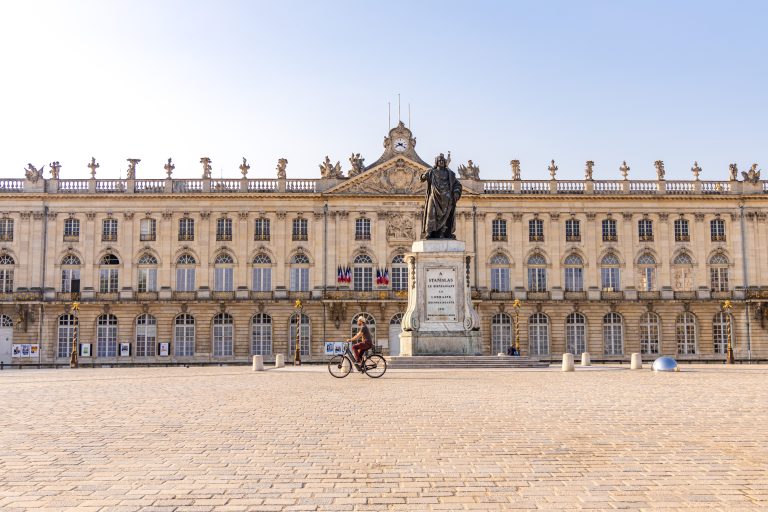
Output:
[399, 330, 483, 356]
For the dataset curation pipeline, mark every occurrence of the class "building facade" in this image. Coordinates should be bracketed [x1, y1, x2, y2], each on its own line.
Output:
[1, 122, 767, 365]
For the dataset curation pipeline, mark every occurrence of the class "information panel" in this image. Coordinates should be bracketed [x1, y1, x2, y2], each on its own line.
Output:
[425, 268, 457, 321]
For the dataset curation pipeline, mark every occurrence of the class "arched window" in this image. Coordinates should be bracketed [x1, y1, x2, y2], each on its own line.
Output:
[289, 313, 311, 356]
[57, 314, 77, 358]
[61, 254, 81, 293]
[673, 253, 693, 291]
[252, 254, 272, 292]
[96, 314, 118, 358]
[351, 313, 376, 343]
[212, 313, 234, 356]
[174, 314, 195, 356]
[137, 253, 158, 293]
[391, 254, 407, 291]
[135, 314, 157, 357]
[290, 253, 310, 292]
[710, 254, 729, 292]
[639, 312, 660, 355]
[491, 313, 512, 354]
[213, 253, 234, 292]
[98, 254, 120, 293]
[563, 254, 583, 292]
[566, 313, 586, 355]
[0, 254, 14, 293]
[603, 313, 624, 356]
[676, 312, 697, 355]
[528, 313, 549, 356]
[637, 253, 656, 292]
[251, 314, 272, 355]
[490, 254, 511, 292]
[176, 253, 196, 291]
[713, 312, 732, 354]
[527, 254, 547, 292]
[600, 253, 620, 291]
[353, 254, 373, 291]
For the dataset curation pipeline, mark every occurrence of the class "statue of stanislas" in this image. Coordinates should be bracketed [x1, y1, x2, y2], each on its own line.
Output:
[420, 153, 463, 239]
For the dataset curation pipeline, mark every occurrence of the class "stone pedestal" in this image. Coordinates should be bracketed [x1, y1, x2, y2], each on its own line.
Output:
[399, 240, 482, 356]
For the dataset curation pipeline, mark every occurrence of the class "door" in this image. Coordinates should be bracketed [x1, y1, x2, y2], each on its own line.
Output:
[0, 326, 12, 365]
[389, 313, 403, 357]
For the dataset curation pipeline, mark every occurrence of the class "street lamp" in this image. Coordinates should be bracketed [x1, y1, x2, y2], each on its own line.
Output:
[722, 300, 735, 364]
[511, 298, 521, 356]
[294, 299, 302, 366]
[69, 301, 80, 368]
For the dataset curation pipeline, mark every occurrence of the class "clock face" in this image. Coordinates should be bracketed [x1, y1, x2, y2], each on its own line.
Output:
[393, 137, 408, 152]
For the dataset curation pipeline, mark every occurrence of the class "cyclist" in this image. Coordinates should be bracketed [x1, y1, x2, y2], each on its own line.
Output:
[346, 316, 373, 367]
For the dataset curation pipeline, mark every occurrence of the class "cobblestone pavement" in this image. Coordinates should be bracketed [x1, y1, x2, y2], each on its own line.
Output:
[1, 364, 768, 511]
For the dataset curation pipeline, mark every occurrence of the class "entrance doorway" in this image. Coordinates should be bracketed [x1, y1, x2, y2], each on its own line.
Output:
[389, 313, 404, 356]
[0, 315, 13, 365]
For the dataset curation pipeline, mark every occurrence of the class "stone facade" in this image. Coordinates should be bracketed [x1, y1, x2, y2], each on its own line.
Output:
[1, 123, 766, 364]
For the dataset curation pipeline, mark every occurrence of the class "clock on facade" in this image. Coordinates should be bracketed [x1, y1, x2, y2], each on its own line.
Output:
[393, 137, 408, 152]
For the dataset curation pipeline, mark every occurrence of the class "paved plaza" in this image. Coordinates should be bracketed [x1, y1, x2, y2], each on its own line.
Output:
[1, 364, 768, 511]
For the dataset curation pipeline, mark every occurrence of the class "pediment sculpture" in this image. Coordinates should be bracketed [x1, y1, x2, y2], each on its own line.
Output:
[319, 156, 344, 179]
[348, 153, 366, 177]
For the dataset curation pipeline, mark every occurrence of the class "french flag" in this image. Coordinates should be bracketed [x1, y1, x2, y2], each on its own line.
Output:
[376, 268, 382, 285]
[337, 265, 343, 283]
[383, 268, 390, 285]
[345, 266, 351, 283]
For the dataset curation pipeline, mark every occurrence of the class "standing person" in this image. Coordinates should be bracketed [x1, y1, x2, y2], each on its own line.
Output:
[347, 316, 373, 365]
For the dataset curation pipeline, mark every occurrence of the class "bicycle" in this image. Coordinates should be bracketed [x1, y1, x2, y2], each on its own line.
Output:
[328, 341, 387, 378]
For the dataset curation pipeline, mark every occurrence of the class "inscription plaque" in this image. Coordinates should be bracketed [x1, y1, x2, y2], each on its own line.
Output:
[425, 267, 457, 321]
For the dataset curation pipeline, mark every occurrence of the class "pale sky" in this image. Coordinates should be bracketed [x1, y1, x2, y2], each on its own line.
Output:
[1, 0, 766, 181]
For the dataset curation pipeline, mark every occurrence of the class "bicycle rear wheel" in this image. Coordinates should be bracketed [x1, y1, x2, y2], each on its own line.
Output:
[328, 355, 352, 378]
[363, 354, 387, 378]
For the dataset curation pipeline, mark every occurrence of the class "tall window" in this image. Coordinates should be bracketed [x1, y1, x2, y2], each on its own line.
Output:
[355, 218, 371, 240]
[98, 254, 120, 293]
[179, 217, 195, 241]
[289, 313, 311, 356]
[527, 254, 547, 292]
[140, 218, 156, 241]
[638, 218, 653, 241]
[216, 217, 232, 241]
[529, 218, 544, 242]
[212, 313, 234, 356]
[96, 314, 118, 358]
[492, 219, 507, 241]
[528, 313, 549, 356]
[174, 314, 195, 356]
[61, 254, 81, 293]
[102, 218, 118, 242]
[57, 314, 77, 358]
[491, 313, 512, 354]
[0, 254, 14, 293]
[676, 312, 697, 355]
[674, 218, 690, 242]
[353, 254, 373, 291]
[565, 313, 586, 355]
[639, 312, 660, 355]
[137, 253, 158, 292]
[135, 314, 157, 357]
[710, 254, 729, 292]
[603, 313, 624, 356]
[710, 218, 726, 242]
[602, 218, 617, 242]
[391, 254, 407, 291]
[64, 218, 80, 241]
[175, 253, 196, 291]
[251, 314, 272, 355]
[0, 218, 13, 241]
[213, 253, 234, 292]
[563, 254, 583, 292]
[289, 253, 310, 291]
[292, 218, 308, 241]
[713, 312, 731, 354]
[565, 218, 580, 242]
[673, 253, 694, 291]
[600, 253, 620, 291]
[490, 254, 511, 292]
[637, 253, 656, 291]
[252, 254, 272, 291]
[254, 217, 270, 241]
[351, 313, 376, 343]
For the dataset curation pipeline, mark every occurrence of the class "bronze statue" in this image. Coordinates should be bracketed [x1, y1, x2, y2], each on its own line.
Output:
[420, 153, 462, 239]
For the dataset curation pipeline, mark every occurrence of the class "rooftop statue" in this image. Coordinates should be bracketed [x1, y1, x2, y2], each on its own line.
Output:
[24, 163, 43, 183]
[49, 161, 61, 179]
[548, 159, 558, 179]
[239, 157, 250, 178]
[691, 161, 701, 180]
[457, 159, 480, 180]
[164, 158, 175, 178]
[510, 160, 521, 180]
[742, 163, 761, 184]
[348, 153, 366, 177]
[200, 157, 212, 179]
[126, 159, 140, 180]
[87, 157, 99, 178]
[319, 156, 343, 179]
[654, 160, 665, 180]
[585, 160, 594, 180]
[420, 153, 462, 239]
[276, 158, 288, 179]
[620, 161, 630, 180]
[729, 163, 738, 181]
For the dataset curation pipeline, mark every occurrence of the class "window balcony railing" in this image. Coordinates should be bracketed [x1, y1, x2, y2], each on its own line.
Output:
[711, 290, 732, 299]
[136, 292, 158, 301]
[492, 234, 507, 242]
[565, 235, 581, 242]
[102, 234, 117, 242]
[675, 235, 691, 242]
[0, 292, 13, 302]
[639, 234, 654, 242]
[96, 292, 119, 301]
[601, 290, 624, 300]
[212, 291, 235, 301]
[355, 234, 371, 241]
[172, 291, 197, 301]
[674, 291, 696, 300]
[216, 234, 233, 242]
[63, 234, 80, 242]
[527, 291, 550, 300]
[140, 234, 156, 242]
[529, 235, 544, 242]
[249, 291, 273, 300]
[711, 234, 726, 242]
[564, 291, 586, 300]
[638, 291, 660, 300]
[292, 233, 308, 241]
[0, 234, 13, 242]
[602, 234, 618, 242]
[178, 234, 195, 241]
[254, 233, 270, 241]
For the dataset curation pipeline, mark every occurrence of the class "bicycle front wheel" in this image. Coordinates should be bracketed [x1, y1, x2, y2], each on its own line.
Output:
[328, 355, 352, 378]
[363, 354, 387, 378]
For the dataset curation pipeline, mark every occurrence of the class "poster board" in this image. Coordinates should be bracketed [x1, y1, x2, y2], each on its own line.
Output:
[119, 342, 131, 357]
[324, 342, 345, 356]
[79, 343, 91, 357]
[158, 342, 170, 357]
[11, 344, 40, 358]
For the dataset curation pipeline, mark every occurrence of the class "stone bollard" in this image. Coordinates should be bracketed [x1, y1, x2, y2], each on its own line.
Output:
[275, 354, 285, 368]
[630, 353, 643, 370]
[581, 352, 591, 366]
[562, 353, 575, 372]
[252, 355, 264, 371]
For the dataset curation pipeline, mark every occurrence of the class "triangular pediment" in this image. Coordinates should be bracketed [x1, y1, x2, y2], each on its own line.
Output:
[324, 156, 430, 195]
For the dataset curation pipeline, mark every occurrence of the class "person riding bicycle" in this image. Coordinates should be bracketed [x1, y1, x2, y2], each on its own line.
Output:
[346, 316, 373, 366]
